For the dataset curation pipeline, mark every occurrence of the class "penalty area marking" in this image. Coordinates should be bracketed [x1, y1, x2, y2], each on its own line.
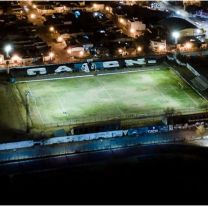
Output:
[25, 83, 45, 125]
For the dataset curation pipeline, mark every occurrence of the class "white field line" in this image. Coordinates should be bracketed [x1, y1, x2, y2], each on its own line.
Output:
[184, 90, 198, 106]
[95, 78, 125, 115]
[17, 67, 162, 83]
[54, 93, 67, 115]
[26, 83, 45, 125]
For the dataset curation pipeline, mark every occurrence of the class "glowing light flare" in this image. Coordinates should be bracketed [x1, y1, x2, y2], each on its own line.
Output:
[49, 26, 55, 32]
[57, 36, 63, 43]
[11, 54, 22, 62]
[137, 46, 142, 52]
[30, 13, 36, 19]
[184, 42, 192, 50]
[79, 51, 84, 56]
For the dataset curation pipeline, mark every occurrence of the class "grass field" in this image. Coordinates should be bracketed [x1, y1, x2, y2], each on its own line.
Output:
[11, 67, 206, 130]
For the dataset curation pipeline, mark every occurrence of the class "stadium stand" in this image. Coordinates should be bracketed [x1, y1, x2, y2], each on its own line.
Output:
[166, 54, 208, 99]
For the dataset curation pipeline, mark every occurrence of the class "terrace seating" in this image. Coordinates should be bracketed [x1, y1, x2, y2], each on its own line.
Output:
[191, 76, 208, 91]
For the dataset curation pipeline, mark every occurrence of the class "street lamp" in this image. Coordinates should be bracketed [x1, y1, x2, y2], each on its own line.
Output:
[49, 26, 55, 32]
[57, 36, 63, 43]
[137, 46, 142, 52]
[4, 44, 13, 58]
[172, 31, 180, 44]
[30, 13, 36, 19]
[49, 52, 54, 61]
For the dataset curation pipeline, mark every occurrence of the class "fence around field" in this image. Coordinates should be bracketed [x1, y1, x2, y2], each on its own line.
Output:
[31, 107, 207, 130]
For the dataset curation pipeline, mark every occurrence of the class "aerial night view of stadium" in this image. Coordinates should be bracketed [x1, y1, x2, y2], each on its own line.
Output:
[1, 0, 208, 204]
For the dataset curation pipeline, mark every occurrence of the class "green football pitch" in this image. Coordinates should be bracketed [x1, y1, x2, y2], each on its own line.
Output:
[10, 67, 206, 130]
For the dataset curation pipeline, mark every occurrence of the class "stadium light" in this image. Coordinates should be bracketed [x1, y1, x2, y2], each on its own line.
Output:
[4, 44, 13, 58]
[172, 31, 180, 44]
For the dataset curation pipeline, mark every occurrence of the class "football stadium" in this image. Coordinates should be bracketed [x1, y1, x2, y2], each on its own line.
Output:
[1, 59, 207, 137]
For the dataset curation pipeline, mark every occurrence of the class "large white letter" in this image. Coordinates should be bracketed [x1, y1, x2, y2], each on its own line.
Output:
[103, 61, 119, 68]
[125, 58, 146, 66]
[27, 67, 47, 76]
[55, 65, 73, 73]
[147, 59, 157, 64]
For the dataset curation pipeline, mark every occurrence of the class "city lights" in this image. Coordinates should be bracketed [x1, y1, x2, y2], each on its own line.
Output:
[57, 36, 63, 43]
[32, 4, 37, 9]
[137, 46, 142, 52]
[118, 48, 123, 53]
[67, 48, 72, 54]
[49, 26, 55, 32]
[11, 54, 22, 63]
[93, 3, 98, 9]
[49, 52, 54, 58]
[119, 18, 125, 24]
[30, 13, 36, 19]
[105, 6, 110, 11]
[79, 51, 84, 56]
[158, 45, 165, 52]
[130, 28, 135, 34]
[184, 42, 192, 50]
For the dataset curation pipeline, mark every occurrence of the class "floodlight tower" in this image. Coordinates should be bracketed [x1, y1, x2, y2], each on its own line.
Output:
[172, 31, 180, 45]
[4, 44, 13, 58]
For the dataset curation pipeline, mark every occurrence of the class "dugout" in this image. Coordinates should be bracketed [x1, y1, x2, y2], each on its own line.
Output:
[73, 121, 121, 135]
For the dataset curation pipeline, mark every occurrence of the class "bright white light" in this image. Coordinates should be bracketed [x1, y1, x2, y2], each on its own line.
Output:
[196, 28, 202, 34]
[30, 13, 36, 19]
[57, 36, 63, 42]
[24, 6, 29, 12]
[93, 12, 99, 17]
[4, 44, 13, 57]
[185, 42, 192, 49]
[49, 26, 55, 32]
[11, 54, 22, 62]
[176, 10, 181, 15]
[172, 31, 180, 39]
[137, 46, 142, 52]
[119, 18, 125, 24]
[67, 48, 72, 54]
[93, 3, 98, 9]
[105, 6, 110, 11]
[158, 45, 165, 51]
[32, 4, 37, 9]
[130, 28, 135, 34]
[118, 48, 123, 53]
[49, 52, 54, 58]
[79, 51, 84, 56]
